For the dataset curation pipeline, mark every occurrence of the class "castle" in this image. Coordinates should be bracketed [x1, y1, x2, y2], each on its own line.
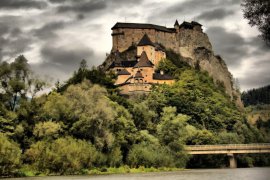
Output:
[111, 20, 204, 54]
[109, 33, 174, 95]
[105, 20, 243, 108]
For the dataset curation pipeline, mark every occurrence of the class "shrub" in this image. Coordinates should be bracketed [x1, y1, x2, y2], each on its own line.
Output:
[127, 142, 174, 168]
[0, 133, 21, 176]
[24, 137, 100, 174]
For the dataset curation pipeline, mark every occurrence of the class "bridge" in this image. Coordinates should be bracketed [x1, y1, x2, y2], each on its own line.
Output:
[185, 143, 270, 168]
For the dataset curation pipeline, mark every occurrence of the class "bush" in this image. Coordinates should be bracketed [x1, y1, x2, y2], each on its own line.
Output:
[0, 133, 21, 177]
[127, 142, 174, 168]
[24, 137, 100, 174]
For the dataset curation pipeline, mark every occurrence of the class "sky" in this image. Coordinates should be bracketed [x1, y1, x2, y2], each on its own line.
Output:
[0, 0, 269, 91]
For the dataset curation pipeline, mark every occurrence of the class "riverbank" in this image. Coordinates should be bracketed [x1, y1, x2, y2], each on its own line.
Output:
[16, 166, 184, 177]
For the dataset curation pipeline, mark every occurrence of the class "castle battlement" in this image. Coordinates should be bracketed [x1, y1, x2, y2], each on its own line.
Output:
[111, 20, 204, 53]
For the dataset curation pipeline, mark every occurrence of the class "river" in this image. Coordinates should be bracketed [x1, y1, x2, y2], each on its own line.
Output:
[9, 168, 270, 180]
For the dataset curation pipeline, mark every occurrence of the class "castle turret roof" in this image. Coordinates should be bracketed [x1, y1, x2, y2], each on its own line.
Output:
[137, 34, 154, 46]
[134, 51, 153, 68]
[174, 20, 179, 26]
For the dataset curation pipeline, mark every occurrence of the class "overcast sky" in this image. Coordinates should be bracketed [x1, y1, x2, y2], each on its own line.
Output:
[0, 0, 269, 91]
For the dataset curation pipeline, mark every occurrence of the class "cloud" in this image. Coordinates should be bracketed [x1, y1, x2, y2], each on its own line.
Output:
[56, 0, 106, 13]
[239, 58, 270, 90]
[196, 8, 234, 21]
[49, 0, 143, 15]
[147, 0, 240, 23]
[206, 26, 248, 67]
[0, 20, 33, 62]
[32, 21, 65, 40]
[40, 43, 95, 72]
[246, 36, 269, 56]
[0, 0, 47, 9]
[30, 43, 98, 81]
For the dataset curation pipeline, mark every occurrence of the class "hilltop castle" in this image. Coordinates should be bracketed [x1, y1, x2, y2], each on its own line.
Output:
[109, 33, 174, 94]
[104, 20, 243, 107]
[111, 20, 205, 53]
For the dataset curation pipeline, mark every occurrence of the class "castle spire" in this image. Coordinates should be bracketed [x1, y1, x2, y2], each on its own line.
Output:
[174, 19, 179, 27]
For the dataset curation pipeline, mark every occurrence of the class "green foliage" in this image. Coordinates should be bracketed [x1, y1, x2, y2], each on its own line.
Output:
[24, 137, 99, 175]
[153, 69, 243, 132]
[33, 121, 62, 139]
[242, 0, 270, 45]
[127, 142, 174, 168]
[157, 58, 178, 76]
[1, 54, 269, 175]
[0, 133, 21, 176]
[57, 60, 116, 93]
[0, 55, 46, 111]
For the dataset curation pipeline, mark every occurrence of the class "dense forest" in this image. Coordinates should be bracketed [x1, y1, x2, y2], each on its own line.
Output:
[1, 53, 270, 177]
[241, 85, 270, 106]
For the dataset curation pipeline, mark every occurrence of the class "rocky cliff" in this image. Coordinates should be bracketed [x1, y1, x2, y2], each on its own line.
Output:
[176, 27, 243, 108]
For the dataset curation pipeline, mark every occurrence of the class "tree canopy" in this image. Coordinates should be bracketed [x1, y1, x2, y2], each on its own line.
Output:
[242, 0, 270, 45]
[0, 55, 269, 177]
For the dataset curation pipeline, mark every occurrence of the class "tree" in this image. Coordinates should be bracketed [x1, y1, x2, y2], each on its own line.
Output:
[0, 55, 46, 111]
[242, 0, 270, 45]
[0, 133, 21, 176]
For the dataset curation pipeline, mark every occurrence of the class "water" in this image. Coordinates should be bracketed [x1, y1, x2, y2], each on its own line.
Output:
[9, 168, 270, 180]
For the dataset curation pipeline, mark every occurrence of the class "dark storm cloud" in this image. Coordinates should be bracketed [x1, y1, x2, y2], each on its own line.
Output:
[40, 43, 95, 72]
[57, 0, 106, 13]
[246, 36, 269, 56]
[0, 20, 32, 62]
[49, 0, 143, 14]
[32, 21, 65, 40]
[196, 8, 234, 21]
[32, 43, 99, 81]
[0, 0, 47, 9]
[206, 26, 247, 67]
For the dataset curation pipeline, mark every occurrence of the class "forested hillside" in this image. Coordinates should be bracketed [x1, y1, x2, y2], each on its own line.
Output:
[1, 54, 269, 177]
[242, 85, 270, 106]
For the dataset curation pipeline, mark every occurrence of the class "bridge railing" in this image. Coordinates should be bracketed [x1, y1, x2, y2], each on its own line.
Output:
[185, 143, 270, 151]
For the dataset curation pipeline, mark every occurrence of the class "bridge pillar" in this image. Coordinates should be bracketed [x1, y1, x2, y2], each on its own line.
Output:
[227, 153, 237, 168]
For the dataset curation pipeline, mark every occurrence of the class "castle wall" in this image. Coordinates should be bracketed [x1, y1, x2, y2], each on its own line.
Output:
[155, 51, 166, 67]
[112, 28, 177, 52]
[137, 45, 156, 63]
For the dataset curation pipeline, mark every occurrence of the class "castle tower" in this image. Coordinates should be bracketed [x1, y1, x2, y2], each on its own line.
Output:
[137, 34, 166, 66]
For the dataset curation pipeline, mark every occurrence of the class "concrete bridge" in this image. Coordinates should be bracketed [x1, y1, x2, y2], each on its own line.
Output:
[185, 143, 270, 168]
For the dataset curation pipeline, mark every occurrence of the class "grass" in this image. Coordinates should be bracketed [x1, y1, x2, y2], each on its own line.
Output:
[18, 165, 184, 177]
[88, 166, 184, 175]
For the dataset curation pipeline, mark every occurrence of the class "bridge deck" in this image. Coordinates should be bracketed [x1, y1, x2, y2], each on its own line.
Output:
[185, 143, 270, 154]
